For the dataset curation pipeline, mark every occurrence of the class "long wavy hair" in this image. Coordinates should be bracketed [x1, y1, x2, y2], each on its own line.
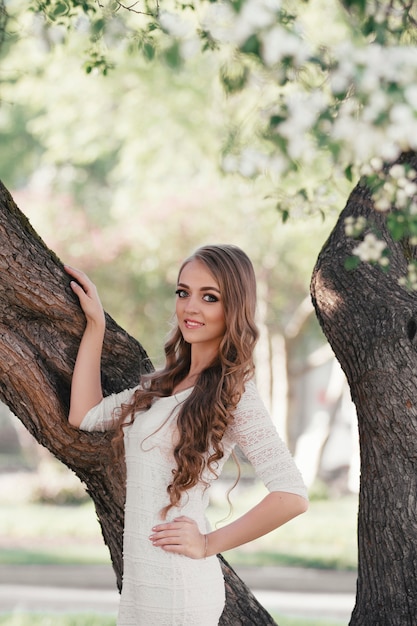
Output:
[111, 244, 259, 518]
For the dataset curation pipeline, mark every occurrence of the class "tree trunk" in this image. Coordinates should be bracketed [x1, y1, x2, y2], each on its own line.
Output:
[0, 180, 277, 625]
[311, 151, 417, 625]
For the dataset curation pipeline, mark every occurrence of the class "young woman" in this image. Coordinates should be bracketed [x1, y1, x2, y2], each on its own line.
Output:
[66, 244, 308, 626]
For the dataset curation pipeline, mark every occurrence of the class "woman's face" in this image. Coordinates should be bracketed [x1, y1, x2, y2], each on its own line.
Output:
[176, 259, 226, 354]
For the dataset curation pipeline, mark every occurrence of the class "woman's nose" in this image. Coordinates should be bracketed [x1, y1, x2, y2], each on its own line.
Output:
[184, 295, 199, 313]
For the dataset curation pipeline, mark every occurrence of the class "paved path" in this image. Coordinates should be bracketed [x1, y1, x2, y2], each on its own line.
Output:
[0, 564, 356, 622]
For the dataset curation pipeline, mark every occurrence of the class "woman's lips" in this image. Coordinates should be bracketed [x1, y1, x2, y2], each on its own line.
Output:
[184, 319, 204, 329]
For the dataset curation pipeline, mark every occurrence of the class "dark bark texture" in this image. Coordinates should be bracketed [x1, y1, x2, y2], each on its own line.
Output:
[311, 151, 417, 625]
[0, 180, 277, 625]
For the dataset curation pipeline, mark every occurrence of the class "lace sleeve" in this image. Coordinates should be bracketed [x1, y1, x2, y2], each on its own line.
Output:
[228, 380, 308, 499]
[79, 385, 140, 432]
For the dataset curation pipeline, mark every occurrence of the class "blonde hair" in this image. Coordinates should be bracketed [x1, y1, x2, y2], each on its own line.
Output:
[111, 244, 259, 517]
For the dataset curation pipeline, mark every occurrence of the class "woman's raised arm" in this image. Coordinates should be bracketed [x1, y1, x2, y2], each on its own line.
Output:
[65, 265, 106, 428]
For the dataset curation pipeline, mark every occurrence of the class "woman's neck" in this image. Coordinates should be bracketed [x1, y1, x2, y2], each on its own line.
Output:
[173, 372, 199, 394]
[188, 344, 218, 376]
[173, 352, 216, 394]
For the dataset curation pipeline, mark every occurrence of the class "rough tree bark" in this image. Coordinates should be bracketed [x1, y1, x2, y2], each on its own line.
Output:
[0, 180, 277, 625]
[311, 151, 417, 625]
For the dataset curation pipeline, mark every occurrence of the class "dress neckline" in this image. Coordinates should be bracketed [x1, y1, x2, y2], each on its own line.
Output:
[171, 386, 194, 400]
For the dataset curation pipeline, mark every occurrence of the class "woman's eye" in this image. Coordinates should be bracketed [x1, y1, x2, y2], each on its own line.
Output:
[175, 289, 188, 298]
[203, 293, 218, 303]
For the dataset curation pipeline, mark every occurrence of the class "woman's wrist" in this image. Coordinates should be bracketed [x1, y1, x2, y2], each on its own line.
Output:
[85, 315, 106, 333]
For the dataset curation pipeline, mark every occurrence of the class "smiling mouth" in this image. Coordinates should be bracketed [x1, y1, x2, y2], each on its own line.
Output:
[184, 319, 204, 329]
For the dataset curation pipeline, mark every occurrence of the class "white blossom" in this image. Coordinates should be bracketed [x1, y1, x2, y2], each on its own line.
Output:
[379, 140, 401, 162]
[268, 154, 286, 175]
[261, 25, 310, 67]
[344, 216, 367, 236]
[395, 189, 409, 208]
[353, 233, 387, 263]
[180, 37, 200, 59]
[278, 90, 327, 150]
[399, 264, 417, 290]
[201, 3, 235, 43]
[222, 149, 285, 178]
[189, 0, 417, 197]
[405, 85, 417, 108]
[237, 0, 281, 42]
[222, 154, 239, 173]
[374, 196, 391, 212]
[362, 91, 388, 123]
[383, 181, 396, 196]
[390, 103, 414, 125]
[238, 147, 269, 177]
[159, 11, 193, 38]
[202, 0, 281, 45]
[390, 164, 406, 179]
[370, 157, 384, 172]
[403, 181, 417, 196]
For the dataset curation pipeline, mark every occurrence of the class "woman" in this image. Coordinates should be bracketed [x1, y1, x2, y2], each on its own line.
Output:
[66, 244, 308, 626]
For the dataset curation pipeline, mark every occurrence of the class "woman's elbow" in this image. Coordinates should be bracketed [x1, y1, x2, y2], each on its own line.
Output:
[68, 410, 83, 429]
[285, 493, 309, 519]
[297, 494, 309, 515]
[270, 490, 309, 523]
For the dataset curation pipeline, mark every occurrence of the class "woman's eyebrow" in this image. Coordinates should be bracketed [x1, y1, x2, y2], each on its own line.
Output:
[177, 282, 221, 293]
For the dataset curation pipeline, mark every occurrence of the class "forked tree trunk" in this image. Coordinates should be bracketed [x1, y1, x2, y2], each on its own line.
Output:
[311, 151, 417, 625]
[0, 180, 277, 625]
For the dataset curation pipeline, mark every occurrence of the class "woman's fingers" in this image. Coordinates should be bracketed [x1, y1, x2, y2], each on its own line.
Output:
[64, 265, 105, 324]
[149, 517, 205, 558]
[65, 265, 93, 293]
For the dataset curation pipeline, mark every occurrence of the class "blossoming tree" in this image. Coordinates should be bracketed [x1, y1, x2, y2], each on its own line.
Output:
[23, 0, 417, 266]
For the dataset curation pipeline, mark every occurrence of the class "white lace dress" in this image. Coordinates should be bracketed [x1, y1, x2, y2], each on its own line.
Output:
[80, 379, 307, 626]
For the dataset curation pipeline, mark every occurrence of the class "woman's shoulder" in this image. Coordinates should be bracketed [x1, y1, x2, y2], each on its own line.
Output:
[226, 378, 273, 440]
[232, 377, 267, 416]
[239, 377, 263, 403]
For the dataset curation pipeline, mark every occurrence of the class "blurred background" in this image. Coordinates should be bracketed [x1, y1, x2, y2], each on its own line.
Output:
[0, 3, 358, 625]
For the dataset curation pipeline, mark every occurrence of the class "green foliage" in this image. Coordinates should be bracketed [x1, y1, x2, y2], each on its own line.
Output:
[339, 0, 417, 43]
[30, 0, 96, 24]
[84, 50, 114, 74]
[220, 60, 249, 93]
[239, 33, 260, 56]
[340, 0, 366, 15]
[15, 0, 417, 258]
[142, 40, 155, 60]
[163, 40, 182, 68]
[0, 3, 344, 358]
[344, 255, 360, 271]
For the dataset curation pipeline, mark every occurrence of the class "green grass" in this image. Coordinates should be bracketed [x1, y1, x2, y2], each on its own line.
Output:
[0, 502, 103, 539]
[0, 493, 358, 570]
[0, 545, 109, 565]
[211, 486, 358, 571]
[0, 488, 355, 625]
[0, 613, 346, 626]
[0, 615, 116, 626]
[0, 501, 110, 565]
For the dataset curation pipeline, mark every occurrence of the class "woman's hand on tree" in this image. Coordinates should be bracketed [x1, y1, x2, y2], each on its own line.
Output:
[65, 265, 105, 326]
